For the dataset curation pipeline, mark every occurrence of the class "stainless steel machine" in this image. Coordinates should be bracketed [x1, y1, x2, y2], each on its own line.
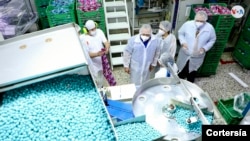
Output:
[132, 66, 227, 140]
[0, 23, 89, 92]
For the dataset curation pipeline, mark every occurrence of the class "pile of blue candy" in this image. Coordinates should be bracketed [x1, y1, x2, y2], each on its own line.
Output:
[0, 74, 116, 141]
[51, 7, 70, 14]
[50, 0, 74, 7]
[50, 0, 74, 14]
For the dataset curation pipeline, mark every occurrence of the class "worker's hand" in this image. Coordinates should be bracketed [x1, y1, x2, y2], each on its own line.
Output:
[101, 48, 109, 55]
[124, 67, 130, 74]
[199, 48, 205, 54]
[182, 43, 188, 49]
[105, 47, 109, 54]
[103, 42, 110, 54]
[97, 50, 105, 57]
[149, 65, 154, 72]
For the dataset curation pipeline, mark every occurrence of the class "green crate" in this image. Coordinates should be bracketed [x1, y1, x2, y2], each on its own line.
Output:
[77, 14, 105, 27]
[76, 3, 105, 25]
[241, 27, 250, 39]
[197, 40, 228, 75]
[38, 17, 50, 29]
[35, 0, 50, 7]
[209, 3, 235, 29]
[49, 20, 77, 27]
[76, 3, 106, 33]
[214, 15, 235, 29]
[36, 6, 49, 18]
[197, 62, 219, 76]
[209, 41, 227, 52]
[215, 28, 231, 42]
[46, 6, 76, 27]
[34, 0, 50, 17]
[234, 41, 250, 58]
[217, 98, 243, 125]
[236, 37, 250, 54]
[232, 36, 250, 69]
[78, 18, 105, 27]
[237, 36, 250, 51]
[232, 49, 250, 69]
[203, 51, 223, 63]
[244, 17, 250, 26]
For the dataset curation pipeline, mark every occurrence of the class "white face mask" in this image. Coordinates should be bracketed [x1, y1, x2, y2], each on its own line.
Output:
[141, 35, 150, 42]
[90, 30, 96, 36]
[195, 21, 204, 28]
[158, 29, 165, 36]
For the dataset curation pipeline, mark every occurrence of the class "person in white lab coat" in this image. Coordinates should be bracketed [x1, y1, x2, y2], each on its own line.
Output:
[79, 20, 110, 88]
[123, 24, 161, 86]
[155, 52, 178, 78]
[152, 20, 177, 78]
[176, 11, 216, 83]
[156, 20, 177, 59]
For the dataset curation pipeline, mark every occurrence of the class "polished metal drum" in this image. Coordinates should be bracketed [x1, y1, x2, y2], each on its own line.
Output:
[132, 77, 215, 141]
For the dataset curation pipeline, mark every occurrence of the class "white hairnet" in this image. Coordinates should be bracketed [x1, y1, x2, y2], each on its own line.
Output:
[139, 24, 152, 34]
[85, 20, 95, 30]
[195, 11, 208, 21]
[159, 21, 172, 32]
[158, 52, 174, 67]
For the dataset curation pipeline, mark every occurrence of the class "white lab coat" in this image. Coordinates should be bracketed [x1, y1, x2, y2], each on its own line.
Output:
[176, 20, 216, 72]
[123, 34, 161, 86]
[151, 33, 177, 78]
[80, 29, 107, 87]
[159, 33, 177, 59]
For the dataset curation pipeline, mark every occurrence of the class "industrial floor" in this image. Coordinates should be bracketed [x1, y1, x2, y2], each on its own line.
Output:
[111, 52, 250, 102]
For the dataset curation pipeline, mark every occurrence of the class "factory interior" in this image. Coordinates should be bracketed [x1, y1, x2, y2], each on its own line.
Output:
[0, 0, 250, 140]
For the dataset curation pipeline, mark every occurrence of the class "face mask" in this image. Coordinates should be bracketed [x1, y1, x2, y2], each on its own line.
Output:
[158, 29, 165, 36]
[90, 30, 96, 36]
[141, 35, 150, 42]
[195, 21, 203, 28]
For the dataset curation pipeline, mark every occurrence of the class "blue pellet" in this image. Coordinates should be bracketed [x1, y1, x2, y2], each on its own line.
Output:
[172, 106, 213, 134]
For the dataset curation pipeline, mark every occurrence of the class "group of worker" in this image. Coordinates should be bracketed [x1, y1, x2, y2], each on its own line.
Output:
[79, 10, 217, 88]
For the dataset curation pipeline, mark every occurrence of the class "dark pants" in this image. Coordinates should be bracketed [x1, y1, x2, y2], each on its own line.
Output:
[178, 60, 197, 83]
